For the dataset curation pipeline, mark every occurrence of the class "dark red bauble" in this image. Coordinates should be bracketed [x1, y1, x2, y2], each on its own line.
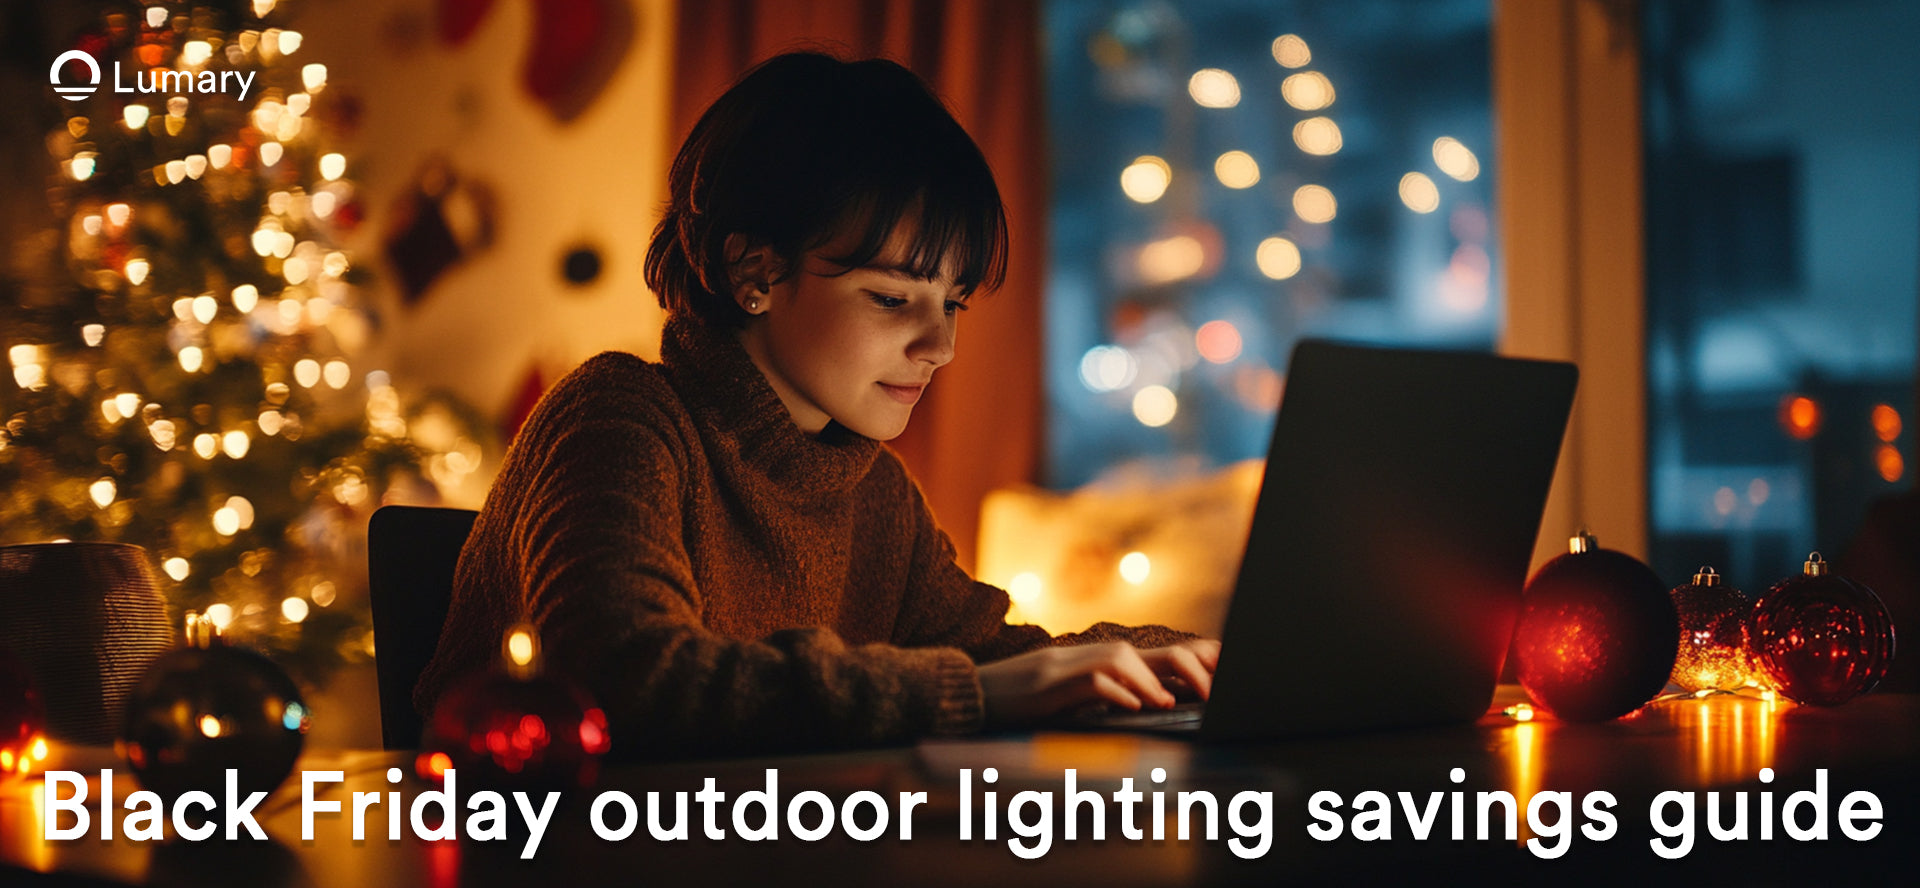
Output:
[1669, 567, 1755, 692]
[1514, 532, 1678, 721]
[420, 670, 611, 792]
[119, 646, 310, 804]
[2, 649, 47, 773]
[1751, 554, 1895, 706]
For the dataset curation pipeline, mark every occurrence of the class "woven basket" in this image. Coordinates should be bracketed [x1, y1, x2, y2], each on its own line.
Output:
[0, 542, 174, 745]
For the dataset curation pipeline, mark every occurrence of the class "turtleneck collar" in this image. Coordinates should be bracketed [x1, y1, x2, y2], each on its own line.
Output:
[658, 314, 881, 499]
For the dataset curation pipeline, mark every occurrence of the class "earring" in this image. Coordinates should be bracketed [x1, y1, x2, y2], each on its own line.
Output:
[745, 296, 761, 312]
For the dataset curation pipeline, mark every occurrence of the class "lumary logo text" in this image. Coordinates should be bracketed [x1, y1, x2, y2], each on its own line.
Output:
[50, 51, 256, 103]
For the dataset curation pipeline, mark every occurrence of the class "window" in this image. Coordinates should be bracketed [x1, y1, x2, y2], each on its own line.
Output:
[1043, 0, 1498, 487]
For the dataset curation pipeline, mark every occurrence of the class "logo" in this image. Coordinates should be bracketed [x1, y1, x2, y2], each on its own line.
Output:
[50, 50, 101, 102]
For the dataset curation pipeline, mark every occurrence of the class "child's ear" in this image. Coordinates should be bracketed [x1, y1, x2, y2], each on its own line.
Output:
[722, 234, 781, 313]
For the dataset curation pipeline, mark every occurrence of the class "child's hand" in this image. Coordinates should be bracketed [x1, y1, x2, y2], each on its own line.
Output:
[976, 639, 1220, 728]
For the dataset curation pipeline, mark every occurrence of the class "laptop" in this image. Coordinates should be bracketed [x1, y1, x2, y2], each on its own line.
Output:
[1076, 339, 1576, 739]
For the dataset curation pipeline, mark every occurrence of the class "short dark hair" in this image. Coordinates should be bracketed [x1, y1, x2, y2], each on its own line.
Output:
[645, 52, 1009, 327]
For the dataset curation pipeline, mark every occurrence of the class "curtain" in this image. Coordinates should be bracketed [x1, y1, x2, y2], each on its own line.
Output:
[671, 0, 1047, 569]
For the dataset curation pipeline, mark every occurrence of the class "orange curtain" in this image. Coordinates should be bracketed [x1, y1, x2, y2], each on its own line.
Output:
[671, 0, 1047, 568]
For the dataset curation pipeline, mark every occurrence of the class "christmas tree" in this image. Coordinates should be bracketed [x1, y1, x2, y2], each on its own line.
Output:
[1, 0, 487, 682]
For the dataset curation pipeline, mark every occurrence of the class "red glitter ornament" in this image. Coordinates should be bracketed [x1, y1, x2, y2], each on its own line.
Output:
[419, 624, 611, 791]
[1514, 531, 1678, 721]
[1669, 567, 1755, 692]
[1750, 553, 1895, 706]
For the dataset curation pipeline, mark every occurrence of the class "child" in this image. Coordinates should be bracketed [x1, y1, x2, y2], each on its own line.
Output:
[415, 52, 1217, 758]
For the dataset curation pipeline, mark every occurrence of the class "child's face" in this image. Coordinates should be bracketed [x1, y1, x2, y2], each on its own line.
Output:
[736, 230, 967, 441]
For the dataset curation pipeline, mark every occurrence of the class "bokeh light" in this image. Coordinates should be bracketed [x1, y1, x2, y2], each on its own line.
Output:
[1133, 386, 1178, 427]
[1292, 117, 1343, 155]
[1293, 185, 1337, 223]
[1272, 34, 1311, 68]
[1188, 68, 1241, 108]
[1256, 236, 1302, 280]
[1120, 156, 1172, 203]
[1281, 71, 1335, 110]
[1213, 151, 1261, 189]
[1399, 172, 1441, 213]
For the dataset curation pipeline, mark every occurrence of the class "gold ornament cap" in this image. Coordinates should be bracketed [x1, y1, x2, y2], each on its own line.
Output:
[1803, 552, 1829, 577]
[1692, 566, 1721, 586]
[182, 610, 222, 649]
[502, 622, 542, 679]
[1568, 529, 1597, 554]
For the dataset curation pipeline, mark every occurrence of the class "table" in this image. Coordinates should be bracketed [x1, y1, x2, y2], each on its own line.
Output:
[4, 687, 1915, 886]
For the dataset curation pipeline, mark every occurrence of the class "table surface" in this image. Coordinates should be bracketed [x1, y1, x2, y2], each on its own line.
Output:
[4, 686, 1916, 887]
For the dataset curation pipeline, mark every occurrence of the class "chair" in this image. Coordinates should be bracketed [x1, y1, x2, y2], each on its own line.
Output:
[367, 505, 478, 750]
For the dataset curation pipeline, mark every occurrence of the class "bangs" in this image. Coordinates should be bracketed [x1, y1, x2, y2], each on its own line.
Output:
[813, 185, 1008, 295]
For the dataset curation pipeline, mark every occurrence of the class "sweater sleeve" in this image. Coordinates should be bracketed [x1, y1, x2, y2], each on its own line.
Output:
[886, 463, 1198, 666]
[503, 361, 982, 759]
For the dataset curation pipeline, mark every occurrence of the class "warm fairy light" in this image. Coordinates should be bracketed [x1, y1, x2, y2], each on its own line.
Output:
[311, 191, 337, 218]
[323, 359, 350, 389]
[506, 629, 538, 667]
[1213, 151, 1261, 189]
[1118, 552, 1152, 585]
[267, 190, 291, 215]
[213, 505, 241, 536]
[1195, 320, 1243, 364]
[1132, 385, 1178, 427]
[258, 410, 284, 436]
[163, 557, 190, 581]
[1008, 572, 1043, 605]
[1079, 345, 1136, 393]
[1272, 34, 1311, 67]
[124, 104, 151, 130]
[1138, 235, 1205, 284]
[283, 256, 310, 285]
[254, 0, 278, 16]
[125, 258, 151, 286]
[286, 93, 311, 117]
[1188, 68, 1241, 108]
[419, 751, 452, 780]
[145, 6, 167, 27]
[89, 478, 116, 508]
[209, 144, 233, 169]
[149, 419, 177, 451]
[275, 112, 302, 142]
[1281, 71, 1335, 110]
[319, 153, 346, 181]
[278, 299, 304, 327]
[302, 63, 328, 92]
[30, 738, 46, 761]
[282, 597, 309, 623]
[1399, 172, 1441, 213]
[106, 204, 133, 229]
[178, 346, 204, 373]
[162, 160, 185, 185]
[1293, 185, 1337, 223]
[1256, 236, 1302, 280]
[182, 40, 213, 66]
[83, 324, 106, 346]
[1505, 703, 1535, 722]
[1433, 136, 1481, 181]
[184, 154, 207, 178]
[193, 433, 218, 459]
[1292, 117, 1342, 155]
[82, 215, 103, 236]
[1878, 445, 1905, 482]
[69, 152, 96, 181]
[199, 716, 222, 739]
[192, 294, 219, 323]
[172, 298, 196, 321]
[323, 252, 351, 278]
[259, 142, 284, 167]
[205, 603, 233, 629]
[310, 580, 337, 607]
[232, 284, 259, 313]
[1872, 404, 1902, 442]
[1120, 156, 1172, 203]
[1781, 395, 1821, 439]
[115, 392, 140, 418]
[278, 30, 303, 55]
[294, 358, 321, 388]
[222, 430, 251, 459]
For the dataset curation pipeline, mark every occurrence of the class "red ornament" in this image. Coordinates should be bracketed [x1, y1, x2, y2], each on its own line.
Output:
[1, 649, 47, 776]
[1750, 553, 1895, 706]
[1669, 567, 1755, 692]
[119, 615, 309, 804]
[1514, 531, 1678, 721]
[420, 624, 610, 791]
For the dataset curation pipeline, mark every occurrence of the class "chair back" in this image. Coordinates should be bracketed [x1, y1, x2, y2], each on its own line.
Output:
[367, 505, 478, 750]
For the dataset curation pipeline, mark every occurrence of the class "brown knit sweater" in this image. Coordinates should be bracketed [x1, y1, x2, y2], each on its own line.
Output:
[414, 316, 1190, 758]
